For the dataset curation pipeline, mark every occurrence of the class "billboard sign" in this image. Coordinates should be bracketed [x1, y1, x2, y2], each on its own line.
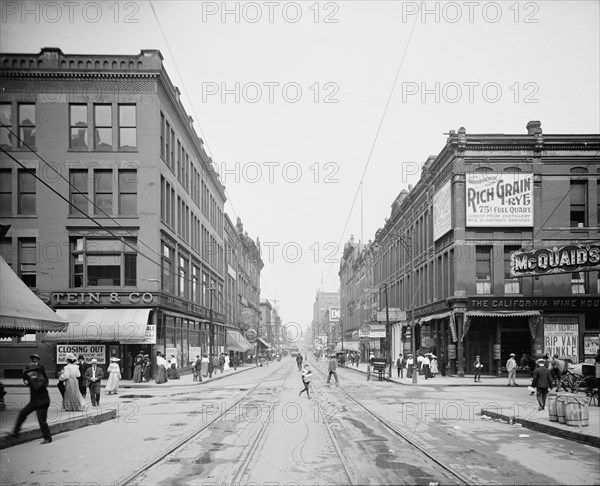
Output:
[466, 172, 533, 227]
[329, 308, 340, 320]
[543, 317, 579, 363]
[376, 308, 407, 322]
[57, 344, 105, 364]
[433, 181, 452, 240]
[511, 243, 600, 277]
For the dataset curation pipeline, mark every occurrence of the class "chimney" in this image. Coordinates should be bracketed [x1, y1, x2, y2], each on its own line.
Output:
[526, 120, 542, 135]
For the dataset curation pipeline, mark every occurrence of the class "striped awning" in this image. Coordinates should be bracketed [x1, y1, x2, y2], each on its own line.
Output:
[466, 310, 541, 318]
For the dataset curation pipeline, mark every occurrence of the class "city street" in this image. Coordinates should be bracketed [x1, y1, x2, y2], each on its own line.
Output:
[2, 357, 598, 485]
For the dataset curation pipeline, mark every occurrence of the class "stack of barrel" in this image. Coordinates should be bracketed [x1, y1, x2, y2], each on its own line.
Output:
[548, 392, 589, 426]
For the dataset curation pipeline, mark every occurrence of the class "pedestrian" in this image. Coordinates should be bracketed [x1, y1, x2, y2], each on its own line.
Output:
[327, 355, 339, 385]
[201, 354, 210, 377]
[299, 364, 312, 399]
[406, 354, 414, 379]
[59, 353, 85, 411]
[473, 355, 482, 382]
[417, 352, 424, 375]
[439, 354, 446, 377]
[296, 353, 303, 371]
[193, 355, 202, 382]
[124, 352, 133, 380]
[231, 353, 239, 370]
[77, 354, 89, 398]
[396, 353, 404, 378]
[532, 358, 554, 411]
[224, 353, 230, 371]
[142, 354, 152, 382]
[219, 353, 226, 373]
[132, 352, 143, 383]
[506, 353, 518, 386]
[422, 353, 431, 380]
[56, 364, 66, 398]
[105, 357, 121, 394]
[430, 355, 439, 377]
[8, 354, 52, 444]
[212, 354, 220, 374]
[84, 358, 104, 407]
[155, 352, 168, 384]
[168, 355, 180, 380]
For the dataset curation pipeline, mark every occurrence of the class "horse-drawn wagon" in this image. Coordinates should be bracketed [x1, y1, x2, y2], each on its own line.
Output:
[367, 357, 390, 381]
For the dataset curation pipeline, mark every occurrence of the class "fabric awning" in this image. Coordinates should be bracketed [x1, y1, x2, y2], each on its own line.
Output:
[0, 256, 68, 334]
[418, 311, 453, 324]
[335, 341, 359, 351]
[42, 308, 152, 342]
[257, 337, 271, 349]
[226, 329, 253, 352]
[466, 310, 541, 318]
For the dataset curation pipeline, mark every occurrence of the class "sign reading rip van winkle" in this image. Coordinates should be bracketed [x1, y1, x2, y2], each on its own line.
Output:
[466, 172, 533, 227]
[511, 243, 600, 277]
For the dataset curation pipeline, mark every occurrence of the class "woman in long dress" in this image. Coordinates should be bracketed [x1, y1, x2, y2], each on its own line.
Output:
[105, 357, 122, 394]
[430, 356, 439, 377]
[132, 353, 143, 383]
[224, 354, 230, 372]
[60, 354, 85, 411]
[167, 355, 180, 380]
[155, 352, 168, 384]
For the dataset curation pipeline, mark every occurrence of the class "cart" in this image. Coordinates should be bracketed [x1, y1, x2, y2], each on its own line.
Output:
[367, 358, 390, 381]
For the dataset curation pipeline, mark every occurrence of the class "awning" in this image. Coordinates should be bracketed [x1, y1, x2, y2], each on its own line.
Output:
[0, 256, 68, 335]
[257, 337, 271, 349]
[466, 310, 541, 318]
[335, 341, 359, 351]
[226, 329, 253, 352]
[418, 311, 453, 324]
[42, 308, 152, 342]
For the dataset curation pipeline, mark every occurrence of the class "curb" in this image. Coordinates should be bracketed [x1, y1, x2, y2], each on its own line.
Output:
[481, 409, 600, 449]
[0, 408, 117, 450]
[343, 365, 511, 387]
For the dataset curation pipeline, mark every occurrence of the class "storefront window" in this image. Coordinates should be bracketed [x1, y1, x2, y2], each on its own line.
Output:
[71, 236, 136, 287]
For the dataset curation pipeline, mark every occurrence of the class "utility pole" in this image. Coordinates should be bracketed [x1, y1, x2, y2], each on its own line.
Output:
[208, 287, 214, 379]
[384, 282, 391, 379]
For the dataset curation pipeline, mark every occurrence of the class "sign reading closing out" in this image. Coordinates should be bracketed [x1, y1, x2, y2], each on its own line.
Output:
[57, 344, 105, 364]
[466, 172, 533, 227]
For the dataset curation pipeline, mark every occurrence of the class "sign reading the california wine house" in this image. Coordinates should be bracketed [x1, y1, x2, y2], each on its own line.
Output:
[511, 243, 600, 277]
[466, 172, 533, 227]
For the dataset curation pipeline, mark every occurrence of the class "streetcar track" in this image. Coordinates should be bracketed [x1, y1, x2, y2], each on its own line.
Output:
[311, 363, 472, 485]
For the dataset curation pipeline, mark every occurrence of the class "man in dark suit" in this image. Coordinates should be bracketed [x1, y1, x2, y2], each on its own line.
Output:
[77, 354, 89, 398]
[84, 359, 104, 406]
[532, 358, 553, 411]
[9, 354, 52, 444]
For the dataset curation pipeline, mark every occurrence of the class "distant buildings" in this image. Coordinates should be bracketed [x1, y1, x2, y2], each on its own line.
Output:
[340, 122, 600, 376]
[0, 48, 263, 377]
[312, 290, 340, 354]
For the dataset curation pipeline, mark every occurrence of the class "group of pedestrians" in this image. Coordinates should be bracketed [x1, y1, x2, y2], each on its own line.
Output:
[298, 355, 340, 400]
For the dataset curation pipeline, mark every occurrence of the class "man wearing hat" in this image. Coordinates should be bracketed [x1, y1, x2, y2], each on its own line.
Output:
[84, 358, 104, 406]
[532, 358, 553, 410]
[9, 354, 52, 444]
[506, 353, 518, 386]
[473, 355, 483, 382]
[77, 354, 89, 398]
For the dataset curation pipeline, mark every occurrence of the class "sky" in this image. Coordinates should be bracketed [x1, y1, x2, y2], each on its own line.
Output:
[1, 0, 599, 332]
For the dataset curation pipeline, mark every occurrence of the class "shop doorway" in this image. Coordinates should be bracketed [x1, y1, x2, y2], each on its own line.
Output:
[465, 319, 494, 374]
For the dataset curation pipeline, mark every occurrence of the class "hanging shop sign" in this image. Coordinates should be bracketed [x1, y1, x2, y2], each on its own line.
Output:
[468, 296, 600, 311]
[543, 316, 579, 363]
[493, 344, 501, 360]
[510, 243, 600, 277]
[376, 308, 407, 322]
[466, 172, 533, 227]
[369, 324, 386, 338]
[433, 181, 452, 241]
[57, 344, 105, 364]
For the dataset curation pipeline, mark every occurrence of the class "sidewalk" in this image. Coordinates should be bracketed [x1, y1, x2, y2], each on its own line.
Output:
[342, 362, 599, 448]
[0, 363, 255, 449]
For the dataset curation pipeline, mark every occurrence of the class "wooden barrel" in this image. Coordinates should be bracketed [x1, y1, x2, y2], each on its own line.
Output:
[565, 395, 589, 427]
[556, 393, 572, 424]
[547, 393, 558, 422]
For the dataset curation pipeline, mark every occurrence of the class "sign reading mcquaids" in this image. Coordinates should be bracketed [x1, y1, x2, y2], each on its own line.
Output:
[511, 243, 600, 277]
[466, 172, 533, 227]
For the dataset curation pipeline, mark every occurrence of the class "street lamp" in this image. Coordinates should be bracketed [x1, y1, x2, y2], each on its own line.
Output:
[375, 229, 417, 384]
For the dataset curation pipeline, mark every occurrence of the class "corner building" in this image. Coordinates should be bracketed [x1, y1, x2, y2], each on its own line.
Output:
[0, 48, 230, 377]
[370, 122, 599, 377]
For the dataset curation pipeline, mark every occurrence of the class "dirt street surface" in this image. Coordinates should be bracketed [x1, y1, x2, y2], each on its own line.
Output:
[2, 358, 598, 485]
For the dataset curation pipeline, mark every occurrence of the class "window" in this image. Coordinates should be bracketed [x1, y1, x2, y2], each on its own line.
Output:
[177, 141, 182, 183]
[72, 237, 137, 287]
[19, 238, 37, 288]
[70, 104, 88, 149]
[570, 181, 587, 227]
[202, 272, 209, 306]
[18, 169, 36, 215]
[504, 246, 520, 294]
[118, 105, 136, 149]
[70, 169, 88, 215]
[192, 263, 200, 303]
[475, 246, 492, 294]
[0, 103, 12, 149]
[94, 169, 113, 215]
[160, 112, 165, 158]
[18, 104, 35, 148]
[161, 242, 174, 294]
[571, 272, 585, 294]
[165, 121, 171, 166]
[179, 254, 189, 298]
[0, 168, 11, 215]
[170, 128, 175, 168]
[118, 169, 137, 215]
[94, 104, 112, 150]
